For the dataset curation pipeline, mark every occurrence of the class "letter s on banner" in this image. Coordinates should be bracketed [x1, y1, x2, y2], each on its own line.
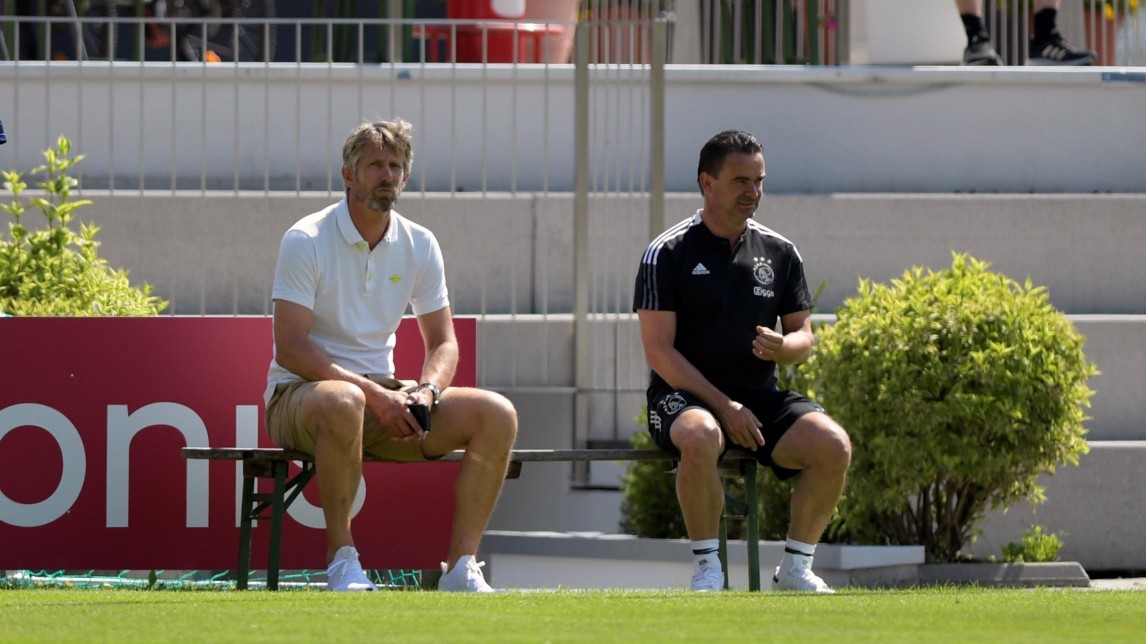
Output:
[0, 404, 86, 527]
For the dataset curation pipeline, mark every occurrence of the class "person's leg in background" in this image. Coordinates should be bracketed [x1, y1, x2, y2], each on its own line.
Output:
[1028, 0, 1097, 65]
[957, 0, 1003, 65]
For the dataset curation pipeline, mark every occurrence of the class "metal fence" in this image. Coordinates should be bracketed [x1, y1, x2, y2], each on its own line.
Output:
[7, 2, 1142, 67]
[1, 1, 843, 65]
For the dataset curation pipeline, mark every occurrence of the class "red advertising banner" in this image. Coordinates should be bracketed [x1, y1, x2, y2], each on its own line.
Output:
[0, 316, 476, 571]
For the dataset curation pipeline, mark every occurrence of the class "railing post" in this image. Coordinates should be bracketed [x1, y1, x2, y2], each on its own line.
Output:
[573, 21, 590, 455]
[649, 17, 666, 241]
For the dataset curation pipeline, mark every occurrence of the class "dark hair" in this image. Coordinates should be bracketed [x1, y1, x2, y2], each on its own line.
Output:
[696, 130, 762, 193]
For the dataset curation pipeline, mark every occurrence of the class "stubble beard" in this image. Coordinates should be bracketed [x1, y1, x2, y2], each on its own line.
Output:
[368, 196, 395, 212]
[360, 185, 399, 213]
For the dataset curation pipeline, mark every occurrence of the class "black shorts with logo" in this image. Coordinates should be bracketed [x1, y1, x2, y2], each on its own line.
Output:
[646, 382, 824, 480]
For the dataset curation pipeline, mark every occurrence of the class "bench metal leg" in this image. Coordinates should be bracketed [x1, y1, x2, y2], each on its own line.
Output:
[266, 461, 287, 591]
[718, 516, 729, 590]
[742, 460, 760, 592]
[237, 472, 256, 591]
[238, 459, 317, 590]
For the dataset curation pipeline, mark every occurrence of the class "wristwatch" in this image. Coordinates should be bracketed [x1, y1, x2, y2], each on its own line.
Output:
[417, 382, 441, 407]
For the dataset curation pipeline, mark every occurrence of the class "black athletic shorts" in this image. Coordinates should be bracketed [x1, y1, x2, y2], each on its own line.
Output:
[646, 383, 824, 480]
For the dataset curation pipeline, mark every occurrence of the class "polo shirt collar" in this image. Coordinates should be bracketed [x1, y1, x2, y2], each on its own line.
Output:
[335, 199, 399, 248]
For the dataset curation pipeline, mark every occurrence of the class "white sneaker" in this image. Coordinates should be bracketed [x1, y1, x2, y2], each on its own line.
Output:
[438, 554, 496, 593]
[690, 557, 725, 592]
[326, 546, 377, 592]
[772, 559, 834, 593]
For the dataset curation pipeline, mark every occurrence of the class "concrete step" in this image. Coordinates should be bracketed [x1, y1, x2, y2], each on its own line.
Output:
[78, 192, 1146, 317]
[478, 531, 1094, 590]
[967, 440, 1146, 573]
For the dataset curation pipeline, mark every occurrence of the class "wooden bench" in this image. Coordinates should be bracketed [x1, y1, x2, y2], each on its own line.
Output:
[180, 446, 765, 591]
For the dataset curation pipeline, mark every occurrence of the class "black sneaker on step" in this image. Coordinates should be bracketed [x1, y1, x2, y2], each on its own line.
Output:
[963, 37, 1002, 66]
[1028, 31, 1097, 66]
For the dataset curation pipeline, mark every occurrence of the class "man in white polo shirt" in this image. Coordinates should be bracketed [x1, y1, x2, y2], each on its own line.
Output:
[265, 119, 518, 592]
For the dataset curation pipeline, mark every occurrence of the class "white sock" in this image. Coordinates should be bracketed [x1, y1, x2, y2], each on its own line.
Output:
[781, 537, 817, 571]
[691, 539, 720, 568]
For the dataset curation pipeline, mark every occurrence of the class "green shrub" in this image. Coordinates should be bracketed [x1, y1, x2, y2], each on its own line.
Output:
[1001, 525, 1063, 563]
[1, 136, 166, 316]
[790, 252, 1094, 562]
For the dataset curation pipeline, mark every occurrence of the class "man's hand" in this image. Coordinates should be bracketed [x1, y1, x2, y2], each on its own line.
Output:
[753, 326, 785, 362]
[362, 382, 424, 442]
[718, 401, 765, 450]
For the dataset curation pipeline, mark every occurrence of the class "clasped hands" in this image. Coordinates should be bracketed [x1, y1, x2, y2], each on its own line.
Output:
[364, 382, 435, 442]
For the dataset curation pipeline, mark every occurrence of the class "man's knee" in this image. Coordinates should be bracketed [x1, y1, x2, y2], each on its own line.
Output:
[478, 389, 518, 447]
[671, 415, 723, 462]
[773, 414, 851, 473]
[810, 417, 852, 472]
[447, 388, 517, 448]
[306, 381, 366, 439]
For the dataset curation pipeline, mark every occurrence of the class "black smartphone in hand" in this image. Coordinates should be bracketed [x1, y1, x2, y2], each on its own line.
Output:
[408, 402, 431, 432]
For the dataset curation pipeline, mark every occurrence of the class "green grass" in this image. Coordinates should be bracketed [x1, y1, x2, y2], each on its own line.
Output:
[2, 587, 1144, 642]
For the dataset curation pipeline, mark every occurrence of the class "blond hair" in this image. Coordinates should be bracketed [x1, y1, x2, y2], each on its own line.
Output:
[342, 119, 414, 176]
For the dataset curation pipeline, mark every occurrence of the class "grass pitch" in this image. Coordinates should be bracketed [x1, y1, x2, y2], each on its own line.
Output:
[2, 586, 1144, 642]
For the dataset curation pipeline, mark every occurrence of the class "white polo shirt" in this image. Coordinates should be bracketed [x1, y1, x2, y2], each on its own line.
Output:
[264, 199, 449, 401]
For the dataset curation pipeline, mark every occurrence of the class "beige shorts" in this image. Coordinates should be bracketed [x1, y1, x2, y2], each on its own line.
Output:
[265, 375, 427, 462]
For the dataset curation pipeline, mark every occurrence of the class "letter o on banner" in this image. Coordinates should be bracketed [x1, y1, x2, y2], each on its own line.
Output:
[287, 466, 367, 529]
[0, 404, 87, 527]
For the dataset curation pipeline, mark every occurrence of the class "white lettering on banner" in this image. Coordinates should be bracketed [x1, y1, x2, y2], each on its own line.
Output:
[235, 405, 259, 528]
[2, 401, 363, 531]
[286, 473, 367, 530]
[106, 403, 210, 528]
[0, 404, 87, 528]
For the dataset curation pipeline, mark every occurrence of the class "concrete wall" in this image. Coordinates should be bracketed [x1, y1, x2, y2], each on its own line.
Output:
[73, 192, 1146, 316]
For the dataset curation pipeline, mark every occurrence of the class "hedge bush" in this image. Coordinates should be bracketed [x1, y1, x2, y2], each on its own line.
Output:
[788, 252, 1094, 562]
[1, 137, 166, 316]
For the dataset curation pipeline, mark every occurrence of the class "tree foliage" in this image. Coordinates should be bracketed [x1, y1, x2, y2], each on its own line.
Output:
[1, 137, 166, 316]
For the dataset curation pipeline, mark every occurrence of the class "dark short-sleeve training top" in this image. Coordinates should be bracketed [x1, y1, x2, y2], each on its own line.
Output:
[633, 210, 814, 393]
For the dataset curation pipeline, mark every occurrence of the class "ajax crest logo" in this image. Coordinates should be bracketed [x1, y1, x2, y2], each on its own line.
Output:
[752, 256, 776, 298]
[752, 257, 774, 286]
[662, 393, 688, 415]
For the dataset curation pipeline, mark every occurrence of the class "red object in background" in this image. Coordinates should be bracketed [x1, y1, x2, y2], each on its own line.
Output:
[448, 0, 525, 20]
[0, 316, 476, 571]
[419, 0, 564, 63]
